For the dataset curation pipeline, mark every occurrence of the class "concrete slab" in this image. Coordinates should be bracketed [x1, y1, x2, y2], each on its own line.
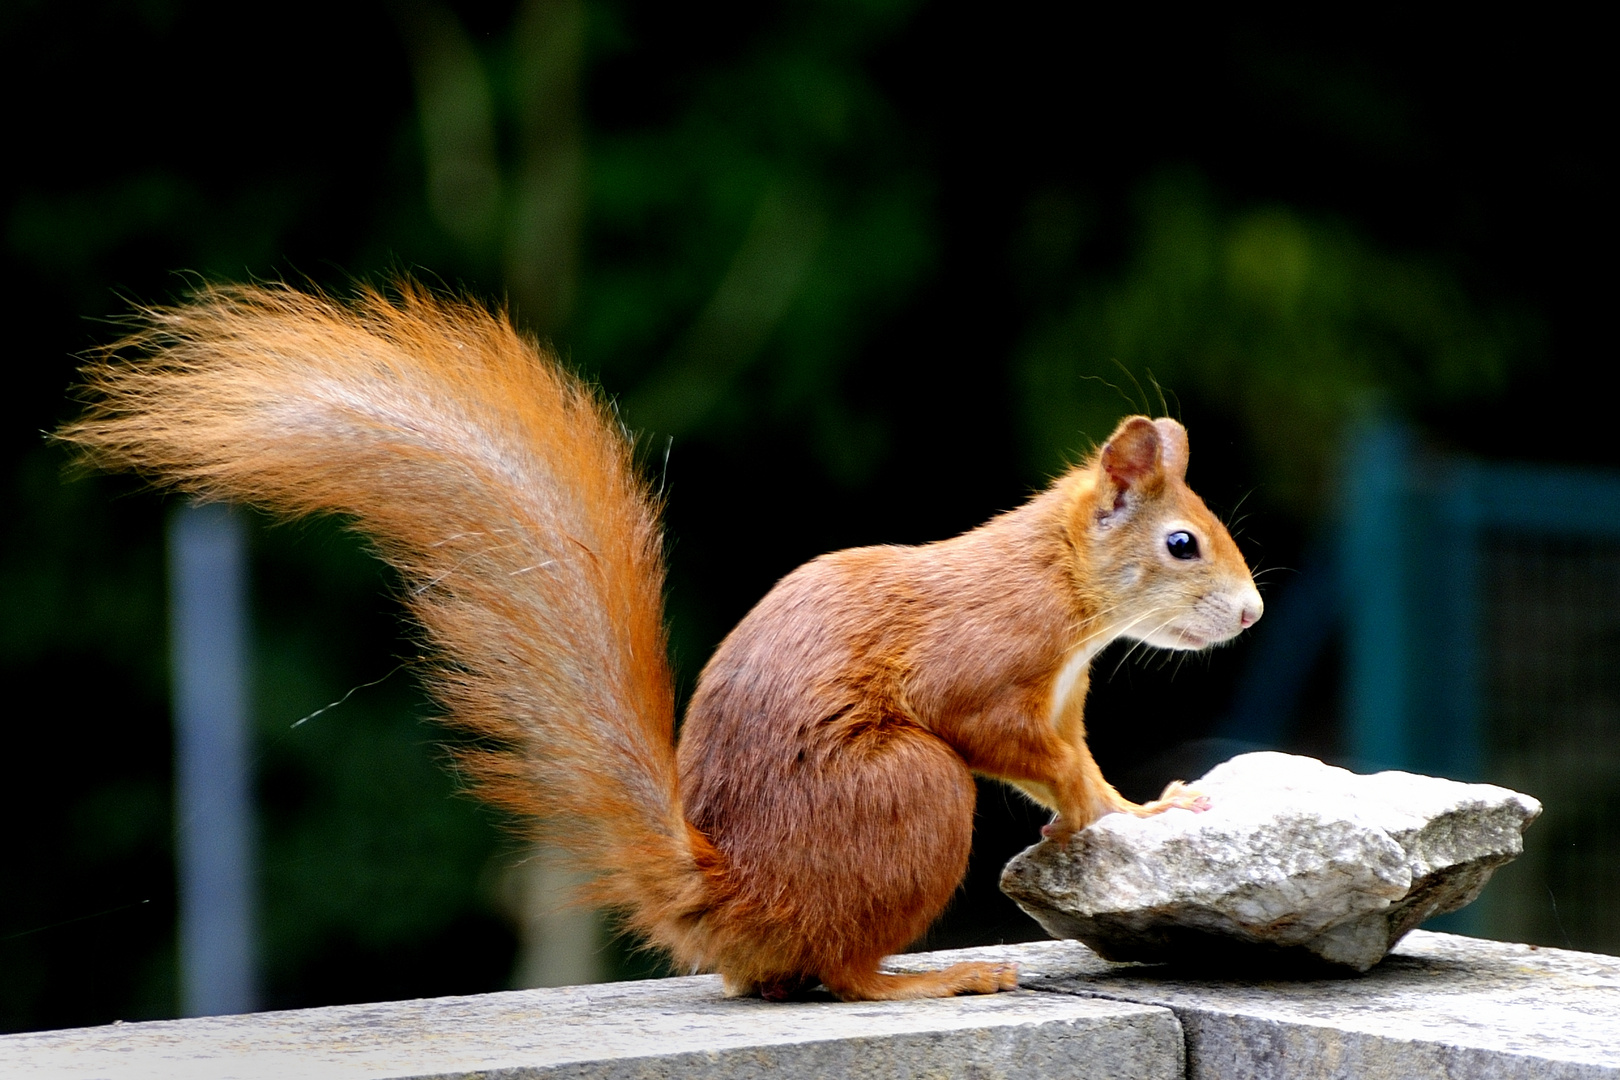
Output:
[8, 931, 1612, 1079]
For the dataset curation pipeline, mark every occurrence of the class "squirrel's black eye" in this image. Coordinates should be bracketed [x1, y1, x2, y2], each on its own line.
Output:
[1166, 531, 1199, 560]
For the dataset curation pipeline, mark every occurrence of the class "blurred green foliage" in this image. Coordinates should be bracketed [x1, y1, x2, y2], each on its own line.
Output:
[2, 0, 1606, 1033]
[1019, 173, 1532, 507]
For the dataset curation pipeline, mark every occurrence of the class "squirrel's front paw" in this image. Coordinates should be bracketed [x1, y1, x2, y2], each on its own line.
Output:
[1135, 779, 1211, 816]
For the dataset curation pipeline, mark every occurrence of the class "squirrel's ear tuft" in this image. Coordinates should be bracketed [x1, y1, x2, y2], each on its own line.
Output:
[1100, 417, 1163, 491]
[1153, 418, 1189, 481]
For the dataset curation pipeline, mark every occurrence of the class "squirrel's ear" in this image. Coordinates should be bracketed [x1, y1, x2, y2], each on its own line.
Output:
[1100, 417, 1163, 492]
[1153, 418, 1189, 481]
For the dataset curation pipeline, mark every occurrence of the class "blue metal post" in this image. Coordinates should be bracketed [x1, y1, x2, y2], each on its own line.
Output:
[168, 502, 258, 1017]
[1341, 417, 1412, 771]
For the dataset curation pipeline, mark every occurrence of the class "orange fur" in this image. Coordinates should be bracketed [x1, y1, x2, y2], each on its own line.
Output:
[59, 282, 1262, 1001]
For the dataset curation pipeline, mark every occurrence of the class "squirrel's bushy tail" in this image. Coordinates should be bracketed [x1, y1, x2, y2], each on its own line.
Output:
[59, 282, 713, 949]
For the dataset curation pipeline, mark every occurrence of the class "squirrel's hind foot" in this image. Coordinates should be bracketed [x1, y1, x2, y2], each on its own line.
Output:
[821, 960, 1018, 1001]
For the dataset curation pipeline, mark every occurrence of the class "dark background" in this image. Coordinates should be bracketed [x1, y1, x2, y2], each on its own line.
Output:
[2, 1, 1608, 1032]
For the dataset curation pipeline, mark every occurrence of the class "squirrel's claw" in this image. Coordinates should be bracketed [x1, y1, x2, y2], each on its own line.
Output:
[1040, 815, 1077, 843]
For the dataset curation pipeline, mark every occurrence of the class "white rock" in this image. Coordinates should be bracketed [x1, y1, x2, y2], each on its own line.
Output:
[999, 752, 1542, 972]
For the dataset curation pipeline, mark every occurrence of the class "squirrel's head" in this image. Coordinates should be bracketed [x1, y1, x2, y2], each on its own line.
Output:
[1069, 416, 1262, 650]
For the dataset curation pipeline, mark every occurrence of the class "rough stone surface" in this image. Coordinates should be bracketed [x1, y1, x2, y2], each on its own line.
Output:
[1000, 752, 1542, 971]
[0, 970, 1180, 1080]
[881, 932, 1620, 1078]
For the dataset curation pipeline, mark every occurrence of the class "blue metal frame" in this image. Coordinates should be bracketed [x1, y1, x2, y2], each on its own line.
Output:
[1342, 417, 1620, 783]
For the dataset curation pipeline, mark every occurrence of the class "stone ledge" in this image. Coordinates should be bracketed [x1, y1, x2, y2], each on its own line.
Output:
[0, 969, 1180, 1080]
[4, 932, 1615, 1079]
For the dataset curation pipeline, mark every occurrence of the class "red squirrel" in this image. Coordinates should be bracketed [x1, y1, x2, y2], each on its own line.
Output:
[60, 282, 1262, 1002]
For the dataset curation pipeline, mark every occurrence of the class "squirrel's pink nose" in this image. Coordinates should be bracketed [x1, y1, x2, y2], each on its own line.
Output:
[1239, 591, 1263, 629]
